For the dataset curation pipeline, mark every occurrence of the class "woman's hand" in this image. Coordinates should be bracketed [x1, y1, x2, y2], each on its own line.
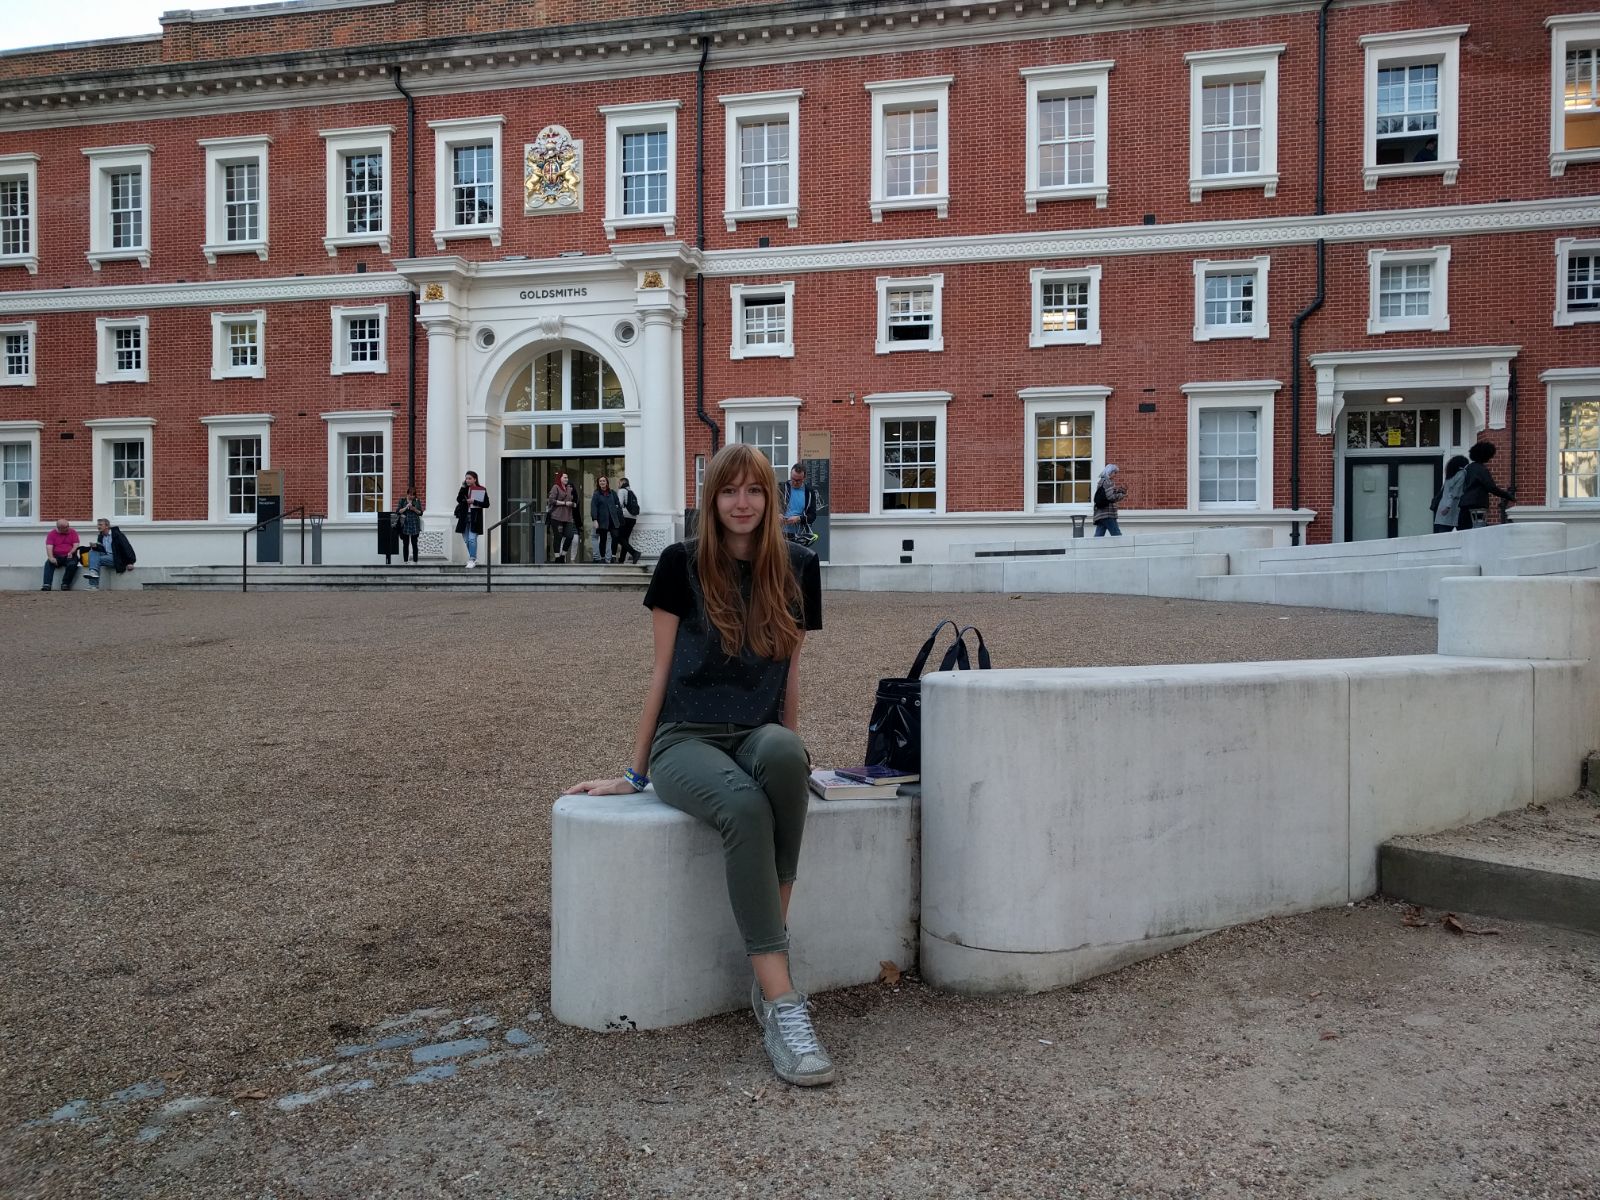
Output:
[562, 777, 639, 796]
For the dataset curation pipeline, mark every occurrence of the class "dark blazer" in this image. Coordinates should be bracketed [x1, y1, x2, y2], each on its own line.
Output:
[454, 485, 489, 535]
[98, 526, 137, 572]
[590, 488, 623, 530]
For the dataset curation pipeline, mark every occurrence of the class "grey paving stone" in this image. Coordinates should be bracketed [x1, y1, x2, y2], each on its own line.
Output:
[410, 1037, 490, 1064]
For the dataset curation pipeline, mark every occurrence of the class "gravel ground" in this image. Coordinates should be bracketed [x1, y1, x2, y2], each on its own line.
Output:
[3, 589, 1597, 1199]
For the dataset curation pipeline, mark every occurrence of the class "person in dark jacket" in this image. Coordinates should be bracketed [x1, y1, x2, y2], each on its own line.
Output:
[455, 470, 489, 567]
[614, 476, 643, 564]
[590, 476, 624, 563]
[396, 489, 423, 563]
[1092, 464, 1127, 537]
[83, 517, 137, 590]
[1457, 441, 1514, 530]
[1431, 455, 1469, 533]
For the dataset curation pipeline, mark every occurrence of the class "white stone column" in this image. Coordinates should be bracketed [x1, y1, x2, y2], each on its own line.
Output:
[420, 314, 465, 561]
[631, 280, 686, 557]
[465, 412, 503, 560]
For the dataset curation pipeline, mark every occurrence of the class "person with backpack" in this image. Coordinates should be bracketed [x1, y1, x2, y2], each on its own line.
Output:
[1456, 441, 1514, 529]
[615, 476, 643, 564]
[778, 463, 819, 546]
[1092, 464, 1127, 536]
[590, 476, 624, 564]
[1432, 455, 1470, 533]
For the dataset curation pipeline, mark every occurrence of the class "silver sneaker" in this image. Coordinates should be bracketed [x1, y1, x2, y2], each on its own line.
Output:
[758, 991, 835, 1087]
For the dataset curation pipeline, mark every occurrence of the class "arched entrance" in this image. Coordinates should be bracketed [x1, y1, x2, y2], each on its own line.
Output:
[498, 345, 633, 563]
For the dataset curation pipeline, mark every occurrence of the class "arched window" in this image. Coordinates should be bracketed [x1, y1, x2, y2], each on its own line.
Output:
[503, 348, 627, 452]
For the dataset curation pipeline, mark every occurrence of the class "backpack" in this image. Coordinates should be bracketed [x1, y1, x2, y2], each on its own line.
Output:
[1434, 469, 1468, 529]
[623, 488, 640, 517]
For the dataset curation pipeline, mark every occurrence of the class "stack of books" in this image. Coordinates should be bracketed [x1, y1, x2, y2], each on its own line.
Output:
[807, 764, 919, 801]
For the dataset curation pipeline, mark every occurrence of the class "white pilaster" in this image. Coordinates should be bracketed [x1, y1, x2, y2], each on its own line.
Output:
[421, 313, 465, 560]
[632, 274, 687, 556]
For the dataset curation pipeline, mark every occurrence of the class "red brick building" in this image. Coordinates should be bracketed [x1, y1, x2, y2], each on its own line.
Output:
[0, 0, 1597, 569]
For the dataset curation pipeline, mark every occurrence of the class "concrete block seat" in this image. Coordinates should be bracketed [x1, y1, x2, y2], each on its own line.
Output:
[551, 790, 919, 1031]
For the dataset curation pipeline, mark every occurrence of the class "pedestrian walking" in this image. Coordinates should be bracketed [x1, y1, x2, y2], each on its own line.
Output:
[455, 470, 489, 567]
[590, 475, 624, 563]
[547, 471, 578, 562]
[1092, 464, 1127, 536]
[1431, 455, 1469, 534]
[563, 443, 831, 1088]
[615, 476, 643, 564]
[1457, 441, 1514, 529]
[396, 489, 423, 562]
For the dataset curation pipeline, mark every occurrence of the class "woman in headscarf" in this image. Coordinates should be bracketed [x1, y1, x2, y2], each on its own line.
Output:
[1092, 464, 1127, 537]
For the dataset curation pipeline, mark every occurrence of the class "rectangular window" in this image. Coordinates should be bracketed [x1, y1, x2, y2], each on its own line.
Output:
[1029, 266, 1103, 347]
[429, 116, 503, 248]
[743, 296, 787, 345]
[621, 130, 668, 217]
[95, 316, 150, 383]
[1375, 63, 1440, 165]
[875, 273, 945, 354]
[226, 321, 259, 370]
[720, 91, 801, 231]
[736, 420, 791, 481]
[0, 175, 30, 257]
[344, 152, 384, 234]
[347, 317, 381, 364]
[1205, 272, 1256, 328]
[3, 330, 31, 381]
[223, 162, 260, 242]
[109, 169, 142, 250]
[1368, 245, 1451, 333]
[1023, 63, 1112, 211]
[1361, 27, 1464, 189]
[200, 135, 271, 262]
[1558, 241, 1600, 325]
[345, 433, 385, 514]
[452, 144, 495, 227]
[322, 127, 393, 254]
[1193, 256, 1271, 340]
[739, 120, 790, 208]
[1552, 16, 1600, 175]
[227, 436, 261, 515]
[881, 418, 939, 511]
[84, 144, 152, 269]
[884, 107, 939, 199]
[111, 439, 146, 518]
[866, 76, 952, 221]
[114, 326, 142, 374]
[1038, 94, 1096, 189]
[887, 287, 934, 341]
[1560, 397, 1600, 500]
[1186, 46, 1282, 202]
[1379, 261, 1433, 319]
[2, 442, 31, 518]
[1197, 408, 1259, 505]
[603, 100, 680, 237]
[331, 306, 388, 375]
[1035, 412, 1095, 506]
[1200, 81, 1262, 176]
[1042, 279, 1091, 334]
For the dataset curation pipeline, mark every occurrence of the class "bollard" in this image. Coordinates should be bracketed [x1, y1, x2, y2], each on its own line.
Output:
[310, 515, 325, 565]
[1071, 514, 1087, 538]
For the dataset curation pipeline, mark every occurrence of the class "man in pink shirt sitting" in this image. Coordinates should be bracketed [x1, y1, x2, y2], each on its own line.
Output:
[43, 519, 81, 591]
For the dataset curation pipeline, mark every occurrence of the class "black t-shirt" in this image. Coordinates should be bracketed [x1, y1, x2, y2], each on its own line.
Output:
[643, 540, 822, 727]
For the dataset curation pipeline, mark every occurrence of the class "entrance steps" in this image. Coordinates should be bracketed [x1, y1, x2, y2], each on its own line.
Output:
[143, 563, 651, 592]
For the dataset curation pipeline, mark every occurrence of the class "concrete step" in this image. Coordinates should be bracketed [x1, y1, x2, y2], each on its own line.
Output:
[145, 564, 651, 592]
[1378, 793, 1600, 936]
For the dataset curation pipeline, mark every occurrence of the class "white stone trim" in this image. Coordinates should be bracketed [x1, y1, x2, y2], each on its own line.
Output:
[728, 281, 796, 359]
[199, 134, 271, 264]
[1542, 366, 1600, 507]
[1186, 44, 1283, 204]
[200, 413, 273, 522]
[720, 89, 801, 232]
[1018, 385, 1110, 514]
[330, 304, 388, 376]
[1028, 265, 1102, 347]
[1021, 61, 1112, 212]
[0, 153, 39, 275]
[1548, 14, 1600, 177]
[865, 390, 951, 516]
[1555, 237, 1600, 327]
[601, 99, 680, 239]
[321, 125, 393, 256]
[1312, 346, 1517, 435]
[209, 310, 267, 380]
[94, 315, 149, 384]
[1192, 255, 1271, 341]
[0, 320, 35, 387]
[83, 143, 153, 270]
[85, 416, 155, 523]
[0, 272, 409, 316]
[322, 409, 394, 521]
[1183, 380, 1280, 512]
[0, 419, 42, 522]
[866, 75, 952, 222]
[429, 115, 503, 251]
[875, 272, 945, 354]
[1361, 26, 1466, 191]
[1367, 244, 1451, 335]
[721, 397, 801, 475]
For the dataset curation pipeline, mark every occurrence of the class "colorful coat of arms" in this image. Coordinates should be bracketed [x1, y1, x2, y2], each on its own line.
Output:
[524, 125, 583, 214]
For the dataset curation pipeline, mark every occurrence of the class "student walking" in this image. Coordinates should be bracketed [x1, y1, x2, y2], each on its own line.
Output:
[1092, 464, 1127, 536]
[614, 476, 643, 564]
[590, 476, 624, 563]
[1457, 441, 1514, 529]
[547, 471, 578, 561]
[396, 489, 423, 562]
[1432, 455, 1469, 534]
[455, 471, 489, 567]
[563, 443, 831, 1087]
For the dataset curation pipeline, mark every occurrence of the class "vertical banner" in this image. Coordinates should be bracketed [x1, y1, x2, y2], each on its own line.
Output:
[800, 430, 832, 564]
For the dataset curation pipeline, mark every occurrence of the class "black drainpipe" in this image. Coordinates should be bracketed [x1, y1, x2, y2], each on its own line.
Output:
[693, 35, 720, 454]
[1287, 0, 1333, 546]
[392, 65, 419, 491]
[1505, 359, 1518, 517]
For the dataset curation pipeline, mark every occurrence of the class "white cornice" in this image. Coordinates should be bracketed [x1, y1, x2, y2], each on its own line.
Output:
[702, 197, 1600, 276]
[0, 272, 409, 315]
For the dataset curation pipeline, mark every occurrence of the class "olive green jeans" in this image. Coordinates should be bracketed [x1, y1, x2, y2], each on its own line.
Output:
[649, 721, 810, 956]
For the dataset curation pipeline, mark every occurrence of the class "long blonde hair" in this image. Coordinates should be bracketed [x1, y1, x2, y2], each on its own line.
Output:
[695, 443, 803, 661]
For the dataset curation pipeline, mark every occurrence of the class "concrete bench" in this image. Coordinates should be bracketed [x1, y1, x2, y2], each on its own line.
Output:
[551, 791, 919, 1031]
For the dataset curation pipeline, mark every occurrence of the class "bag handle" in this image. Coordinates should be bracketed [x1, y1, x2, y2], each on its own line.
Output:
[936, 625, 992, 672]
[906, 618, 962, 680]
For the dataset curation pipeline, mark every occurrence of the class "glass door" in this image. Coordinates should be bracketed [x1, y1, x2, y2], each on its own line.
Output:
[534, 456, 628, 562]
[1345, 456, 1442, 541]
[499, 459, 539, 564]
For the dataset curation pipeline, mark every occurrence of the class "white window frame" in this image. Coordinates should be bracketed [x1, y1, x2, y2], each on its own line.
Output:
[1186, 45, 1284, 203]
[1029, 265, 1103, 347]
[721, 397, 802, 477]
[200, 413, 273, 522]
[1019, 386, 1109, 514]
[1193, 256, 1271, 341]
[95, 315, 150, 384]
[866, 391, 950, 516]
[1556, 237, 1600, 327]
[601, 99, 680, 239]
[321, 125, 393, 255]
[720, 89, 801, 231]
[1367, 245, 1451, 334]
[1549, 14, 1600, 177]
[199, 134, 270, 264]
[0, 320, 36, 387]
[866, 75, 952, 222]
[322, 410, 394, 521]
[85, 416, 155, 523]
[1184, 381, 1279, 512]
[429, 115, 503, 251]
[1543, 367, 1600, 506]
[1361, 26, 1466, 191]
[330, 304, 388, 376]
[1022, 61, 1113, 212]
[83, 143, 153, 270]
[728, 282, 796, 360]
[209, 310, 267, 380]
[0, 153, 39, 275]
[875, 273, 945, 354]
[0, 420, 42, 522]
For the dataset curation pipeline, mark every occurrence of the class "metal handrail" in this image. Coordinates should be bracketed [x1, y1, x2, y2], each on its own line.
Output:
[242, 505, 307, 593]
[484, 501, 533, 594]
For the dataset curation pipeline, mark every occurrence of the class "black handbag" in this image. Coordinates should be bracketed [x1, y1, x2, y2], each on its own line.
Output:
[865, 619, 992, 773]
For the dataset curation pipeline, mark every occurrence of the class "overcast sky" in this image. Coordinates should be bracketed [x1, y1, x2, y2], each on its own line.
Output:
[0, 1, 265, 53]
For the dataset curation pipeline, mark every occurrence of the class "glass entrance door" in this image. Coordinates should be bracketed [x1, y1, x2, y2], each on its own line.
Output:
[500, 456, 627, 563]
[1345, 456, 1441, 541]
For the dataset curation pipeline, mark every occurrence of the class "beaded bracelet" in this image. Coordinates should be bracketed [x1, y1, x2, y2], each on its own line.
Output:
[623, 767, 649, 792]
